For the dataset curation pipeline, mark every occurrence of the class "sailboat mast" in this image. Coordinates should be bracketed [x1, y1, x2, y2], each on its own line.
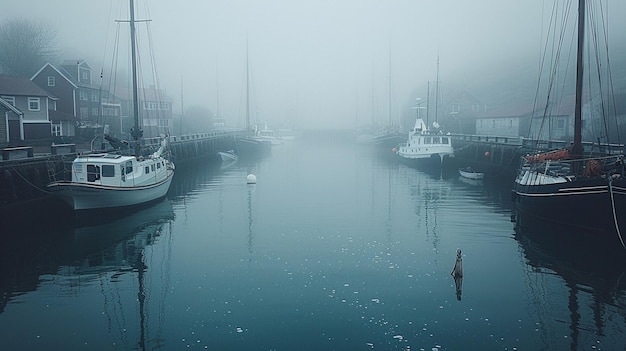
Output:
[435, 56, 440, 125]
[572, 0, 585, 156]
[388, 43, 392, 126]
[215, 61, 220, 119]
[246, 40, 250, 136]
[129, 0, 142, 157]
[426, 81, 430, 126]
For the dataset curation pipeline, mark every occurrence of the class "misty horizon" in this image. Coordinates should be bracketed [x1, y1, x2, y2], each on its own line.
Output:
[3, 0, 626, 131]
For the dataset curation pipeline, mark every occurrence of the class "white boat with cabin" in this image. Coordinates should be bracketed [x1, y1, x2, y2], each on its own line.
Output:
[396, 118, 454, 169]
[47, 0, 174, 211]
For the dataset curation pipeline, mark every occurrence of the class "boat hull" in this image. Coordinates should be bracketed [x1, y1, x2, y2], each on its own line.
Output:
[219, 151, 239, 162]
[512, 175, 626, 234]
[47, 171, 174, 211]
[397, 152, 453, 172]
[459, 168, 484, 180]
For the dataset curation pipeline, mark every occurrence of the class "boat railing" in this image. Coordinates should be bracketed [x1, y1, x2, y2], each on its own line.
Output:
[450, 133, 524, 145]
[521, 154, 624, 177]
[147, 129, 246, 144]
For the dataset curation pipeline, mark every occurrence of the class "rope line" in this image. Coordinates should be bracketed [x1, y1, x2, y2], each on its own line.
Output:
[10, 166, 53, 195]
[608, 176, 626, 250]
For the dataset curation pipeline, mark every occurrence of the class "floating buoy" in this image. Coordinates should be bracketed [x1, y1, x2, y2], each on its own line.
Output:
[451, 248, 463, 278]
[246, 174, 257, 184]
[484, 151, 490, 158]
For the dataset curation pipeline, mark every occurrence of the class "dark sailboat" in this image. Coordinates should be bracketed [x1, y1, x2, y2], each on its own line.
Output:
[512, 0, 626, 249]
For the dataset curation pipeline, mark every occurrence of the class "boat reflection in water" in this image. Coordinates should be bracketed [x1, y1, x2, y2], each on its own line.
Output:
[0, 199, 174, 350]
[513, 213, 626, 350]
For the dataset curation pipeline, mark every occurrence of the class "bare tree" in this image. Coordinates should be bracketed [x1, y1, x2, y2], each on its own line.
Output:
[0, 19, 58, 77]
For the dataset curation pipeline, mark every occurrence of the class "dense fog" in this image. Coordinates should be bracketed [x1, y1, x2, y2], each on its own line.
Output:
[2, 0, 626, 130]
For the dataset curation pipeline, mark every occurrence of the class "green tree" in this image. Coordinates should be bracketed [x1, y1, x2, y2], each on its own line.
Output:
[0, 19, 58, 77]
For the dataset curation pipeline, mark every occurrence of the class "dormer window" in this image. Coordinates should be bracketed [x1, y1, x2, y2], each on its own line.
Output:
[78, 67, 91, 84]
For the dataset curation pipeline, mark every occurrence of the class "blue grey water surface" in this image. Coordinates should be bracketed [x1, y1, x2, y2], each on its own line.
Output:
[1, 140, 625, 351]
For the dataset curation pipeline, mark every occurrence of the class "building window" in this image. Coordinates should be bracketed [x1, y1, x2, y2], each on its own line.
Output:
[102, 107, 119, 116]
[143, 102, 170, 110]
[557, 119, 565, 129]
[80, 107, 88, 119]
[48, 76, 55, 86]
[91, 92, 98, 102]
[1, 96, 15, 106]
[28, 97, 41, 111]
[79, 90, 88, 101]
[51, 123, 62, 136]
[92, 108, 99, 116]
[50, 100, 57, 111]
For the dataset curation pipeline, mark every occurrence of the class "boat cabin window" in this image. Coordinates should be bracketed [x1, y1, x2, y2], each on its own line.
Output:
[87, 164, 100, 182]
[125, 161, 133, 174]
[101, 165, 115, 177]
[156, 162, 161, 169]
[151, 164, 155, 172]
[433, 137, 441, 144]
[425, 137, 432, 144]
[442, 137, 449, 144]
[145, 166, 150, 174]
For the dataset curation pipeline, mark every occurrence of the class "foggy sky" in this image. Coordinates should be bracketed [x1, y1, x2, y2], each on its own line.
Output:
[3, 0, 626, 130]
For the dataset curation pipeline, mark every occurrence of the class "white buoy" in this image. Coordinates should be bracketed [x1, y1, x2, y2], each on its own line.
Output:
[246, 174, 257, 184]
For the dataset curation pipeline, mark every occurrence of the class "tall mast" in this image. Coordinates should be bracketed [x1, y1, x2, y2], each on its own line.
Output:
[246, 39, 250, 136]
[434, 55, 440, 124]
[426, 81, 430, 126]
[129, 0, 142, 157]
[215, 61, 220, 119]
[572, 0, 585, 157]
[388, 43, 392, 126]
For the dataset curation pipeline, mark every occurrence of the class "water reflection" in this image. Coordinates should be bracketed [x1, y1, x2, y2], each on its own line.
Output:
[514, 215, 626, 350]
[0, 199, 174, 351]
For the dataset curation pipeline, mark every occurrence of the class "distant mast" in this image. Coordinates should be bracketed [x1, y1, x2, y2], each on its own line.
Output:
[434, 55, 440, 125]
[246, 39, 250, 136]
[388, 42, 392, 126]
[129, 0, 143, 157]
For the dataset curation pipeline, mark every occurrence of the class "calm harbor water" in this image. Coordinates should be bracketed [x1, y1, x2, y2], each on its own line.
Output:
[1, 140, 625, 350]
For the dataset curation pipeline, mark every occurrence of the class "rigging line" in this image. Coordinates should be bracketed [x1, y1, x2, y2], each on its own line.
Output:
[9, 166, 53, 194]
[589, 1, 616, 147]
[597, 0, 620, 147]
[533, 0, 571, 146]
[607, 176, 626, 250]
[146, 21, 164, 122]
[586, 2, 606, 144]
